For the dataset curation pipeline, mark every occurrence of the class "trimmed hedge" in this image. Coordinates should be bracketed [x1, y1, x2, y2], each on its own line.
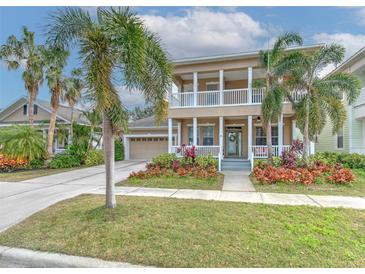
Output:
[115, 140, 124, 161]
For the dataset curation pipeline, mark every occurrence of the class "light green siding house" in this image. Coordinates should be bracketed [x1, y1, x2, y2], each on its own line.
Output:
[316, 47, 365, 155]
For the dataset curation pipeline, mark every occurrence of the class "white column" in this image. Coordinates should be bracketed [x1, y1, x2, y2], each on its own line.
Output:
[168, 118, 173, 153]
[193, 72, 198, 106]
[278, 114, 284, 155]
[123, 136, 129, 160]
[248, 67, 253, 104]
[177, 122, 181, 147]
[193, 117, 198, 146]
[219, 116, 224, 159]
[219, 70, 224, 105]
[292, 119, 296, 141]
[248, 115, 252, 160]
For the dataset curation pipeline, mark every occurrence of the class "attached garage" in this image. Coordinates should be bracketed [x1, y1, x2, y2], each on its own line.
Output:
[129, 136, 168, 160]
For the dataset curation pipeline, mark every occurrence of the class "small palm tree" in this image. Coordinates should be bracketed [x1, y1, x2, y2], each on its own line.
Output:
[0, 27, 44, 127]
[0, 125, 46, 161]
[47, 7, 172, 208]
[82, 108, 102, 149]
[64, 69, 83, 144]
[41, 46, 70, 158]
[275, 44, 362, 162]
[258, 32, 303, 162]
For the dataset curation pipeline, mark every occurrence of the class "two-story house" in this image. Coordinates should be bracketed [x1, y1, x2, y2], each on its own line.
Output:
[124, 45, 320, 170]
[316, 47, 365, 155]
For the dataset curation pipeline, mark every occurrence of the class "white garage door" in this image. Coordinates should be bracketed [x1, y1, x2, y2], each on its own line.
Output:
[129, 137, 168, 160]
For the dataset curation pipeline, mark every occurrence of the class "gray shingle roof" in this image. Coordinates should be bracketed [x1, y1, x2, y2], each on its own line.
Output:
[129, 115, 176, 128]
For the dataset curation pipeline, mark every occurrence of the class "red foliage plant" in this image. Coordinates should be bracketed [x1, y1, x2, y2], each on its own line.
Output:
[0, 154, 28, 171]
[327, 168, 355, 184]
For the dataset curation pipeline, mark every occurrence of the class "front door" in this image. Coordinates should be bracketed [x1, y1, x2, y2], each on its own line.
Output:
[225, 127, 242, 158]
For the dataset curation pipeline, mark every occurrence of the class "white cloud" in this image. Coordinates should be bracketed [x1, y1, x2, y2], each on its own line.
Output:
[141, 8, 270, 58]
[312, 32, 365, 59]
[116, 86, 146, 110]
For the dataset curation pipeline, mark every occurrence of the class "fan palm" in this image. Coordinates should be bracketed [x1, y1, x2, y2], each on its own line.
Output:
[0, 27, 44, 127]
[275, 44, 362, 162]
[41, 46, 70, 158]
[64, 69, 83, 144]
[258, 32, 303, 162]
[47, 7, 172, 208]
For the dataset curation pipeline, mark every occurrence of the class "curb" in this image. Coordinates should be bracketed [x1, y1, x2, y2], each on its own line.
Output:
[0, 246, 146, 268]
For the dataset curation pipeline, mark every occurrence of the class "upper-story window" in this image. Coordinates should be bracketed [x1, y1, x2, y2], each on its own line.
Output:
[23, 104, 38, 115]
[206, 82, 219, 91]
[255, 126, 278, 146]
[337, 127, 344, 149]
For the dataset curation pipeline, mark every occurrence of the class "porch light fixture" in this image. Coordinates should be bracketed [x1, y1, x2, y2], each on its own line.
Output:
[257, 116, 261, 122]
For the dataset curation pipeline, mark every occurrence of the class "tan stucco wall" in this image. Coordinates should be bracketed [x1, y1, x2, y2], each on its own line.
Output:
[2, 105, 51, 122]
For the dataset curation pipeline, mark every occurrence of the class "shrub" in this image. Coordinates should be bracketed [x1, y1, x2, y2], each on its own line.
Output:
[254, 159, 268, 169]
[28, 158, 45, 169]
[272, 157, 282, 167]
[67, 143, 88, 163]
[49, 153, 81, 169]
[195, 155, 218, 169]
[85, 150, 104, 167]
[115, 139, 124, 161]
[281, 139, 304, 169]
[152, 153, 177, 169]
[311, 152, 365, 169]
[0, 154, 27, 171]
[327, 168, 355, 184]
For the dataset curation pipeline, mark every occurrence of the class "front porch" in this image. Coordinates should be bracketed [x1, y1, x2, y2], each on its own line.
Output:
[167, 115, 298, 170]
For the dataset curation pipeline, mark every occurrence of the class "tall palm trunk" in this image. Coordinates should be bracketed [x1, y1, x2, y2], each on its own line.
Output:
[302, 98, 310, 164]
[28, 93, 34, 127]
[266, 121, 273, 162]
[47, 105, 58, 157]
[103, 111, 116, 208]
[69, 106, 74, 145]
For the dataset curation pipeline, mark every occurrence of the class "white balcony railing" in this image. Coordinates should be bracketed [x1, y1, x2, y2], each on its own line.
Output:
[252, 145, 290, 158]
[171, 145, 220, 157]
[169, 88, 305, 108]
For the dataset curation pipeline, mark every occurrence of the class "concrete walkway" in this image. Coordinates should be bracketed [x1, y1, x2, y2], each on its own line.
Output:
[0, 160, 146, 232]
[222, 170, 255, 192]
[86, 186, 365, 210]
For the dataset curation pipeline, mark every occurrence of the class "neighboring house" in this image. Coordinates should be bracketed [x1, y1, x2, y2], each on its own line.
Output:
[0, 97, 90, 153]
[316, 47, 365, 155]
[124, 45, 320, 170]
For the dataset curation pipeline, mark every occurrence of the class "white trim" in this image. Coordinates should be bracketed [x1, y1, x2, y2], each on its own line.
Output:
[168, 118, 173, 153]
[219, 70, 224, 106]
[248, 67, 253, 104]
[193, 72, 198, 107]
[225, 123, 245, 127]
[193, 117, 198, 146]
[186, 123, 215, 126]
[177, 122, 181, 147]
[348, 105, 352, 152]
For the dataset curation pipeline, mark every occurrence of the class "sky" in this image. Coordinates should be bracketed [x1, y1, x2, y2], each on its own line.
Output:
[1, 6, 365, 110]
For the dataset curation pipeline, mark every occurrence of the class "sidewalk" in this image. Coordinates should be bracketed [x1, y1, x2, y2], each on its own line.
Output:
[87, 186, 365, 210]
[0, 246, 145, 268]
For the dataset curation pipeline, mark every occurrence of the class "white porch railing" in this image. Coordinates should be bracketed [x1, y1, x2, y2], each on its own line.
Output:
[251, 145, 290, 158]
[350, 147, 365, 155]
[171, 145, 220, 157]
[170, 88, 305, 108]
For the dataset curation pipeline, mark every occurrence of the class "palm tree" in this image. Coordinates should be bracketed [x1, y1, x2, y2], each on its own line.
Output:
[258, 33, 303, 162]
[0, 125, 46, 161]
[0, 27, 44, 127]
[275, 44, 362, 162]
[64, 69, 83, 144]
[82, 108, 102, 149]
[41, 46, 69, 158]
[47, 7, 172, 208]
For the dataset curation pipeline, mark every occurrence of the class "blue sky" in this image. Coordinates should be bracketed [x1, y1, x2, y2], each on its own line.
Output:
[1, 6, 365, 110]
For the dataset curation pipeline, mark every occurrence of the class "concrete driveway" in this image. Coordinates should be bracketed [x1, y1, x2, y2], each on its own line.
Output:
[0, 160, 146, 232]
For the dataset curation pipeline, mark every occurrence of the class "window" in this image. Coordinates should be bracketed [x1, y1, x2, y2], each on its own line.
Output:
[337, 128, 344, 149]
[202, 126, 214, 146]
[23, 105, 27, 115]
[255, 126, 278, 145]
[188, 127, 200, 145]
[33, 104, 38, 115]
[206, 83, 219, 91]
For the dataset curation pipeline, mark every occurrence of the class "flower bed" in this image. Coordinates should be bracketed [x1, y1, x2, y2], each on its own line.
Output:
[129, 146, 219, 181]
[252, 140, 356, 186]
[0, 154, 28, 172]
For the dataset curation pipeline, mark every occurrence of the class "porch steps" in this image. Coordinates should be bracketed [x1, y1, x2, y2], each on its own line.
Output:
[221, 159, 251, 171]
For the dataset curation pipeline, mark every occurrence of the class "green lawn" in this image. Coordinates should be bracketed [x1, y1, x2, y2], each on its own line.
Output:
[0, 195, 364, 267]
[252, 169, 365, 197]
[117, 174, 224, 190]
[0, 167, 83, 182]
